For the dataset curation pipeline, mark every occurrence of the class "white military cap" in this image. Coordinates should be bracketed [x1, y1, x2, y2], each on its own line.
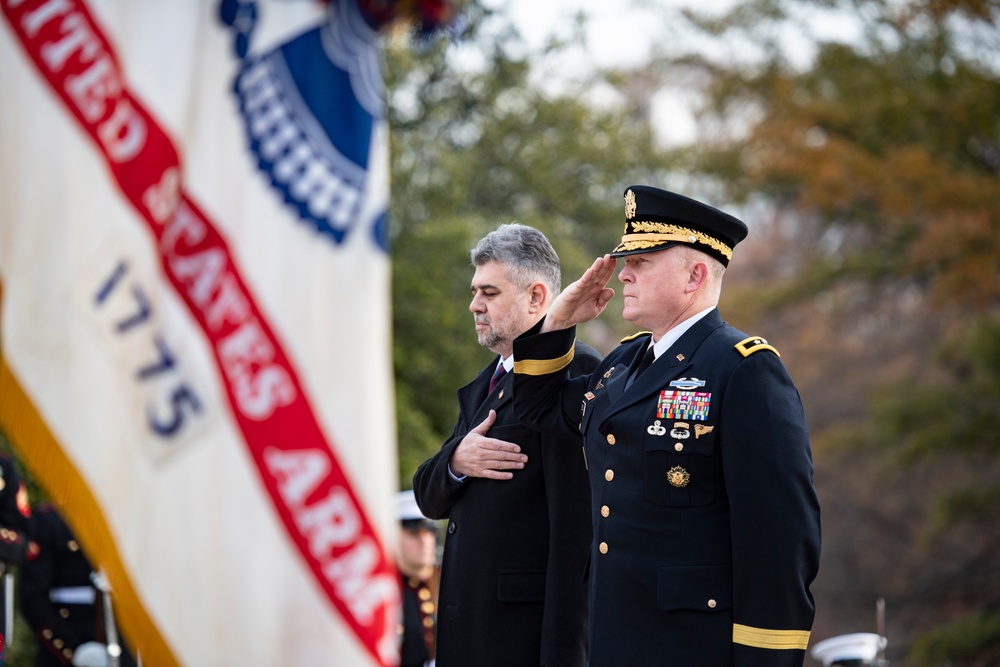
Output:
[395, 490, 435, 528]
[810, 633, 887, 666]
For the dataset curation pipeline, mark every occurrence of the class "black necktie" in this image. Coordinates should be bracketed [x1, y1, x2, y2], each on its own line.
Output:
[633, 346, 656, 380]
[489, 363, 507, 394]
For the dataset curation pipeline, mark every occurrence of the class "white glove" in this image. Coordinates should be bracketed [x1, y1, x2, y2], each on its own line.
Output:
[71, 641, 110, 667]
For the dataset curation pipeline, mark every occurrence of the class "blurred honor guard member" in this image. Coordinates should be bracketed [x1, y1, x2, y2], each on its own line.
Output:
[0, 453, 30, 663]
[413, 224, 600, 667]
[395, 490, 439, 667]
[20, 504, 137, 667]
[810, 633, 887, 666]
[512, 186, 821, 666]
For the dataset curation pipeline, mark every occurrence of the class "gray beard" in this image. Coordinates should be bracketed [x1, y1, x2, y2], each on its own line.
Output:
[477, 328, 504, 352]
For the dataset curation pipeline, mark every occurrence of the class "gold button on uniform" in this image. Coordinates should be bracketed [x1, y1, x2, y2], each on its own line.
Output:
[606, 434, 616, 445]
[599, 542, 608, 554]
[604, 469, 614, 482]
[674, 443, 684, 451]
[53, 639, 64, 649]
[708, 599, 717, 609]
[600, 505, 610, 518]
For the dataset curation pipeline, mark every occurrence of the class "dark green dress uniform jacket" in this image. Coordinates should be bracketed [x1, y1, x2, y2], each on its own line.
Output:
[413, 343, 600, 667]
[512, 309, 821, 667]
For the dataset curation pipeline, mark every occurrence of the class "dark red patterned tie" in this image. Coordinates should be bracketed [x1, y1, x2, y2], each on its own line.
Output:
[489, 363, 507, 394]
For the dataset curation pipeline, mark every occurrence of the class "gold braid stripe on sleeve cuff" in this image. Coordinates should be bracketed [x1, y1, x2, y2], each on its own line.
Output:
[733, 624, 810, 650]
[513, 341, 575, 376]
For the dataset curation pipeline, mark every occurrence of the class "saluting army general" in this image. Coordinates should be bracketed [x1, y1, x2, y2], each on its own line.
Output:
[512, 185, 821, 666]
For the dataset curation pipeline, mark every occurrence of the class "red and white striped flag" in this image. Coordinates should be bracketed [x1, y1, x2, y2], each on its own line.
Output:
[0, 1, 401, 664]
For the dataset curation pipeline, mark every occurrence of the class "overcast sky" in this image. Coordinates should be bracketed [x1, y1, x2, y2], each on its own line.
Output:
[476, 0, 865, 145]
[490, 0, 862, 67]
[487, 0, 732, 65]
[476, 0, 727, 145]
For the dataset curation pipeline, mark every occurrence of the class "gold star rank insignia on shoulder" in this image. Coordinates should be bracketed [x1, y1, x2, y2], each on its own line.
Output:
[735, 336, 780, 358]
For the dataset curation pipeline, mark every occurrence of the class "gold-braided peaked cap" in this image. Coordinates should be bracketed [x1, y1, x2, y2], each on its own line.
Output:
[611, 185, 749, 266]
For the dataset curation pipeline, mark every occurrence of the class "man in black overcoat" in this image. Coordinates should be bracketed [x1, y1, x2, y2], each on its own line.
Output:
[413, 224, 600, 667]
[512, 186, 821, 667]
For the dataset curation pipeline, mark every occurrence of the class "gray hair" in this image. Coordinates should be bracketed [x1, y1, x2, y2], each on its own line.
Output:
[675, 244, 726, 300]
[471, 223, 561, 294]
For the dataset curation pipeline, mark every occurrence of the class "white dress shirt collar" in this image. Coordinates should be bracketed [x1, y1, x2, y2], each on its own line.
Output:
[649, 306, 715, 360]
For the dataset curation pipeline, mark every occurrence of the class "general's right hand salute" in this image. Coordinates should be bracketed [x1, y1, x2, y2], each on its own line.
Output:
[541, 255, 617, 332]
[512, 185, 820, 667]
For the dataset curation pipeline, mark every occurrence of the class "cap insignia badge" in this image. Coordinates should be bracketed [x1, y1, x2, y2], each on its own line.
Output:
[667, 466, 690, 488]
[624, 189, 637, 220]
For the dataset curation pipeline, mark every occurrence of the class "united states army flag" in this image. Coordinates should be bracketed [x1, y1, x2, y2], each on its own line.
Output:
[0, 1, 400, 664]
